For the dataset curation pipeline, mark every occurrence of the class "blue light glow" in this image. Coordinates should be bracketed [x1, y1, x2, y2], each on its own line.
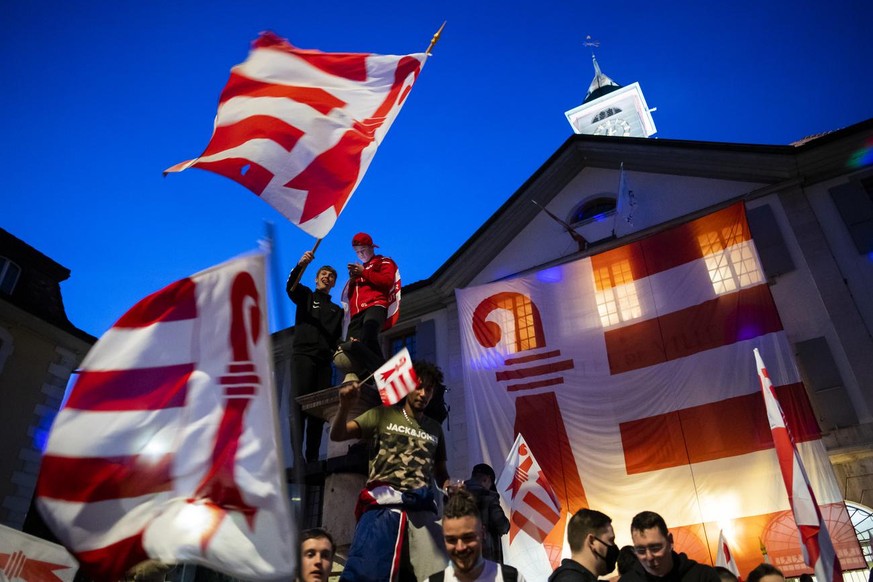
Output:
[537, 266, 563, 283]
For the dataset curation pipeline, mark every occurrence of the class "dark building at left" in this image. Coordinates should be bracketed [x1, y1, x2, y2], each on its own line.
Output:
[0, 228, 95, 530]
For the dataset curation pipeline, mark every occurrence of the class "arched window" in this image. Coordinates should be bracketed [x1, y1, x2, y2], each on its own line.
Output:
[591, 107, 622, 123]
[569, 196, 617, 224]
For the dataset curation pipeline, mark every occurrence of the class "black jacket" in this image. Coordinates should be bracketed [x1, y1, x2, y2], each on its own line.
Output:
[286, 265, 343, 360]
[549, 559, 599, 582]
[620, 552, 720, 582]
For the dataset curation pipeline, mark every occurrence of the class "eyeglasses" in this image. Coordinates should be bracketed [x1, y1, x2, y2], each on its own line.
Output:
[633, 543, 666, 556]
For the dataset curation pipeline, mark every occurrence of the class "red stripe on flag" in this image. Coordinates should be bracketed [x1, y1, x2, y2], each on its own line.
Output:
[38, 453, 173, 502]
[75, 532, 149, 582]
[606, 284, 783, 374]
[507, 377, 564, 392]
[201, 115, 305, 156]
[619, 383, 820, 474]
[252, 32, 370, 82]
[218, 72, 347, 115]
[496, 359, 574, 381]
[505, 350, 562, 365]
[591, 203, 750, 287]
[113, 279, 196, 328]
[66, 363, 194, 411]
[193, 158, 274, 196]
[522, 490, 561, 524]
[511, 510, 549, 544]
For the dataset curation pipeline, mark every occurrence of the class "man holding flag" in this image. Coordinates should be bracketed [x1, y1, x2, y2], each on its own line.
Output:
[331, 360, 450, 581]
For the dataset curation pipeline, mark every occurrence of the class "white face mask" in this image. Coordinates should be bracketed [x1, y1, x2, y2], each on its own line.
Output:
[354, 245, 374, 262]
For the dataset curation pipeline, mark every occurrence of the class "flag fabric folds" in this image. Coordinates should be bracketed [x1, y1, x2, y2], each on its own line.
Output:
[755, 348, 843, 582]
[165, 32, 427, 239]
[374, 347, 418, 405]
[0, 523, 78, 582]
[716, 529, 740, 579]
[36, 254, 295, 581]
[496, 434, 562, 546]
[455, 203, 863, 581]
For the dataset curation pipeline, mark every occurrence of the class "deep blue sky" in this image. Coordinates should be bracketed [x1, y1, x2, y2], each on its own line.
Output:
[4, 0, 872, 337]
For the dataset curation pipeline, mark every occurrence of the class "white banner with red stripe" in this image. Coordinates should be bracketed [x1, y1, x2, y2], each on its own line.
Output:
[455, 203, 864, 581]
[0, 524, 77, 582]
[36, 253, 295, 581]
[165, 32, 427, 238]
[756, 349, 843, 582]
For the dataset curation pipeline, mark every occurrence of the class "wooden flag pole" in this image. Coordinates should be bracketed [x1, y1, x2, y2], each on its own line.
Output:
[288, 238, 322, 293]
[426, 22, 447, 55]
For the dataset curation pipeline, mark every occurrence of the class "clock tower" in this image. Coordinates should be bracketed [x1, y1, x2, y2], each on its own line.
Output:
[564, 54, 657, 138]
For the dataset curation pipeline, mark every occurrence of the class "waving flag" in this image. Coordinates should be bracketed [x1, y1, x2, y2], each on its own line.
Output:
[716, 529, 740, 579]
[36, 254, 295, 581]
[374, 347, 418, 405]
[496, 433, 561, 546]
[165, 32, 427, 238]
[0, 524, 78, 582]
[755, 348, 843, 582]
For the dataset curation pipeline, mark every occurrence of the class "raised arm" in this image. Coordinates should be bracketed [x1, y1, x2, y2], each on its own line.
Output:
[330, 382, 363, 442]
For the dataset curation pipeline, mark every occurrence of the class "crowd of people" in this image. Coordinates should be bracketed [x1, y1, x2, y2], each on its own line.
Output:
[287, 234, 800, 582]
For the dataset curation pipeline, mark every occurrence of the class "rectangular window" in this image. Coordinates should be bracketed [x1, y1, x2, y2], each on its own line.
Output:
[697, 227, 763, 296]
[390, 332, 417, 360]
[594, 259, 642, 327]
[0, 258, 21, 295]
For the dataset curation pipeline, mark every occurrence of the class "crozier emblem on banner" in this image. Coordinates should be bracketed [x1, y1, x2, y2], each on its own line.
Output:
[456, 203, 864, 582]
[36, 254, 295, 581]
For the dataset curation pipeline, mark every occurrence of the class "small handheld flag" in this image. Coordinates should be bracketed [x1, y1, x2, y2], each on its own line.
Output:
[374, 347, 418, 406]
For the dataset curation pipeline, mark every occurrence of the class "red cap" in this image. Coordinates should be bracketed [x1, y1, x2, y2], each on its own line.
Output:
[352, 232, 378, 247]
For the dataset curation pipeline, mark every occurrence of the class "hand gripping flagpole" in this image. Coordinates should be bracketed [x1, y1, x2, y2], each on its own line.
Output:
[288, 238, 322, 293]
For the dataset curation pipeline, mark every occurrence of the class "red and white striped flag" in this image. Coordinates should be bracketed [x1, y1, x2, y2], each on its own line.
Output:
[755, 348, 843, 582]
[496, 433, 562, 544]
[374, 347, 418, 406]
[165, 32, 427, 238]
[36, 254, 295, 581]
[0, 524, 78, 582]
[716, 529, 740, 579]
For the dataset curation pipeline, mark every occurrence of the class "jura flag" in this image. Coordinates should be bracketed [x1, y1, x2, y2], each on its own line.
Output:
[374, 347, 418, 406]
[755, 348, 843, 582]
[716, 529, 740, 578]
[0, 524, 78, 582]
[36, 254, 295, 581]
[496, 433, 562, 544]
[165, 32, 427, 238]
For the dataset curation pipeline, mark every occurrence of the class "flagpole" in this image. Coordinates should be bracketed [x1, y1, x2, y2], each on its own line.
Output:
[288, 238, 322, 293]
[426, 22, 447, 55]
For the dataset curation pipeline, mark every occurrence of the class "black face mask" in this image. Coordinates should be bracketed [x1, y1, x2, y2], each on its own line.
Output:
[593, 537, 620, 572]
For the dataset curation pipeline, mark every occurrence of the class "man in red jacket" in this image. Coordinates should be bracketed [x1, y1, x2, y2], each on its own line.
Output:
[342, 232, 399, 377]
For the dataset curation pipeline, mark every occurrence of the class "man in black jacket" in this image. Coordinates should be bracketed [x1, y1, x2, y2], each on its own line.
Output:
[550, 509, 619, 582]
[286, 250, 343, 462]
[464, 463, 510, 563]
[620, 511, 720, 582]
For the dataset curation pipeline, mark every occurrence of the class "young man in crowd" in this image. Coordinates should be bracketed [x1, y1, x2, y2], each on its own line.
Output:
[299, 528, 335, 582]
[550, 508, 620, 582]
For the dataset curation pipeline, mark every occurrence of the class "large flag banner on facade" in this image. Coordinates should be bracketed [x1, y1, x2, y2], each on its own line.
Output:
[0, 523, 78, 582]
[36, 254, 296, 581]
[716, 529, 740, 579]
[455, 203, 864, 582]
[165, 32, 427, 238]
[374, 347, 418, 405]
[755, 348, 843, 582]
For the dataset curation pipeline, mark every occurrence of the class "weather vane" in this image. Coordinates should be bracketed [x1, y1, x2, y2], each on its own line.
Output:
[584, 35, 600, 56]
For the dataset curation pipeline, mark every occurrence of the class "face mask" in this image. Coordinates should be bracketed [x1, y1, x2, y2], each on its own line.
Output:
[593, 537, 620, 572]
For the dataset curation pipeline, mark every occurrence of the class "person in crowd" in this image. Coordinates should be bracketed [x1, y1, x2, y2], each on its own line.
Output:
[429, 488, 524, 581]
[286, 250, 343, 462]
[550, 508, 620, 581]
[339, 232, 399, 378]
[463, 463, 510, 563]
[331, 361, 450, 581]
[713, 567, 738, 582]
[620, 511, 720, 582]
[746, 563, 785, 582]
[299, 528, 335, 582]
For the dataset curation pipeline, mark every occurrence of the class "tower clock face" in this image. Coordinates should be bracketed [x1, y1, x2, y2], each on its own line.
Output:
[593, 118, 632, 137]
